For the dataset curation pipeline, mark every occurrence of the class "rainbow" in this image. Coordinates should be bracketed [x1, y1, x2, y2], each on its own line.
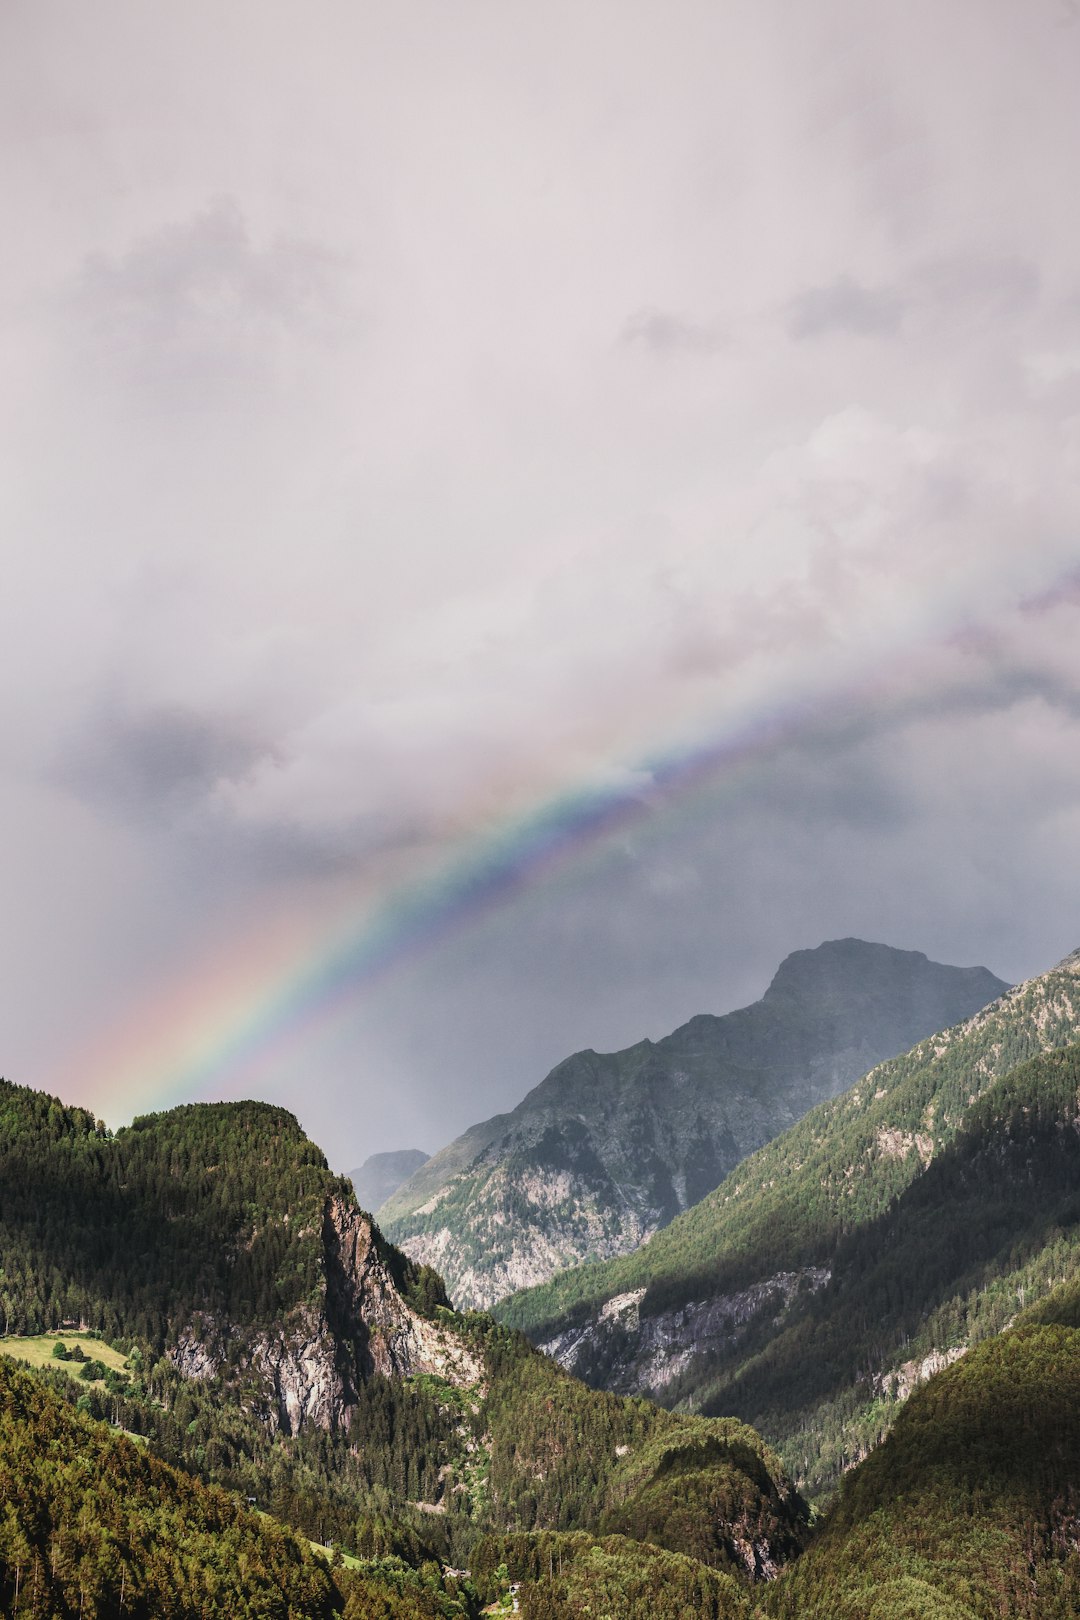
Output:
[61, 694, 810, 1127]
[57, 545, 1079, 1127]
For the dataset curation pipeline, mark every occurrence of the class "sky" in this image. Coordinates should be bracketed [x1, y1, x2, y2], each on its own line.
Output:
[3, 0, 1080, 1170]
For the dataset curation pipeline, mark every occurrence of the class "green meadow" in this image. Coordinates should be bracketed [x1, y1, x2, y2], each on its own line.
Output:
[0, 1330, 129, 1381]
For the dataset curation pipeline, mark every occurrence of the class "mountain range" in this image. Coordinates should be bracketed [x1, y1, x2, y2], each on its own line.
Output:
[0, 1073, 807, 1617]
[3, 936, 1080, 1614]
[380, 940, 1007, 1309]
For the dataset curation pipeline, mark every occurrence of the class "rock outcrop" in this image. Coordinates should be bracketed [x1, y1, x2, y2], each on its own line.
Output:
[170, 1192, 482, 1435]
[539, 1268, 832, 1399]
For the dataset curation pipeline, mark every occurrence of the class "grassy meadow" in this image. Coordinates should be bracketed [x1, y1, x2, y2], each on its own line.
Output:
[0, 1330, 129, 1382]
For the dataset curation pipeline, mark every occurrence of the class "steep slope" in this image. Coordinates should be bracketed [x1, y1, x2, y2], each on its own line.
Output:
[381, 941, 1006, 1308]
[0, 1355, 348, 1620]
[499, 947, 1080, 1498]
[0, 1077, 808, 1589]
[764, 1317, 1080, 1620]
[351, 1149, 430, 1212]
[0, 1087, 465, 1435]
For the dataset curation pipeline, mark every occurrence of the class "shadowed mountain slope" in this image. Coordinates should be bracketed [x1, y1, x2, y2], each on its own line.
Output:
[380, 941, 1006, 1308]
[763, 1316, 1080, 1619]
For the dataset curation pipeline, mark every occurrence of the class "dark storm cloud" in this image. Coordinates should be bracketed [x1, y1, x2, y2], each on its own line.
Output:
[71, 198, 354, 408]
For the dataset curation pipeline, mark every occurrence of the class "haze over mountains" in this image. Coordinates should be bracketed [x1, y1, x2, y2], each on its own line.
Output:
[350, 1148, 430, 1213]
[381, 940, 1007, 1309]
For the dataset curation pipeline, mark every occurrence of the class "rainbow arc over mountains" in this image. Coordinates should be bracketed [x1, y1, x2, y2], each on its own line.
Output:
[64, 549, 1080, 1126]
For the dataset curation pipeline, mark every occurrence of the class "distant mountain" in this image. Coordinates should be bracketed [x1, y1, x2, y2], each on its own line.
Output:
[380, 940, 1008, 1309]
[349, 1148, 429, 1212]
[499, 946, 1080, 1502]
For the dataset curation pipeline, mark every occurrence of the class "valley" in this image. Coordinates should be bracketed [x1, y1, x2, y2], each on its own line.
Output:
[3, 938, 1080, 1615]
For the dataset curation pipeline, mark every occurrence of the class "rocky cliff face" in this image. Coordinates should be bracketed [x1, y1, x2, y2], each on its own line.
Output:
[381, 940, 1007, 1309]
[169, 1192, 482, 1435]
[539, 1267, 833, 1399]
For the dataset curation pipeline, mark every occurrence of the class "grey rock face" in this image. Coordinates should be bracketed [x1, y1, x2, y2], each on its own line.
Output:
[539, 1268, 832, 1399]
[169, 1193, 481, 1435]
[349, 1149, 430, 1213]
[381, 940, 1007, 1310]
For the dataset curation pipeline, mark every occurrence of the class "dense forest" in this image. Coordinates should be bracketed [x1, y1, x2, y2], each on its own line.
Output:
[0, 1353, 477, 1620]
[0, 1082, 443, 1347]
[762, 1311, 1080, 1618]
[6, 1308, 1080, 1618]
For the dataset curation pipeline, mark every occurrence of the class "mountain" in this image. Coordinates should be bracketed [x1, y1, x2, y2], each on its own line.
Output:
[763, 1306, 1080, 1619]
[351, 1149, 430, 1212]
[498, 946, 1080, 1501]
[0, 1075, 807, 1602]
[478, 1303, 1080, 1618]
[380, 941, 1007, 1309]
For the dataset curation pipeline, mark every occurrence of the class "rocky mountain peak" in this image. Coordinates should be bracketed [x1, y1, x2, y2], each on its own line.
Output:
[382, 939, 1009, 1310]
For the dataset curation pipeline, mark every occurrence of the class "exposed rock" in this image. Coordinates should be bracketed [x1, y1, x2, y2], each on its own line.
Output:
[171, 1192, 482, 1436]
[541, 1268, 831, 1398]
[382, 941, 1007, 1309]
[170, 1320, 226, 1383]
[875, 1344, 967, 1404]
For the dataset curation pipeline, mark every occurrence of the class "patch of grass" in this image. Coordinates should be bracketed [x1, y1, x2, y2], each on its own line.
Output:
[308, 1539, 364, 1570]
[0, 1332, 129, 1381]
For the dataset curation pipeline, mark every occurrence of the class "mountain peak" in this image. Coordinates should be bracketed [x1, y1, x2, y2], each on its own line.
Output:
[383, 939, 1008, 1309]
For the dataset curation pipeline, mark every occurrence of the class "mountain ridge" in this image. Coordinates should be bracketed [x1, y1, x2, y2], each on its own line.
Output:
[0, 1071, 809, 1598]
[381, 940, 1007, 1308]
[497, 945, 1080, 1500]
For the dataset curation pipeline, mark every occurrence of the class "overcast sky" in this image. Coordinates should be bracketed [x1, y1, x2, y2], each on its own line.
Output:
[4, 0, 1080, 1168]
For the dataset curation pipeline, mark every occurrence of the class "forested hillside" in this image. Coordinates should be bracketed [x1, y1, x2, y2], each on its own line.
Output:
[763, 1313, 1080, 1619]
[0, 1352, 468, 1620]
[383, 940, 1005, 1308]
[0, 1084, 434, 1344]
[0, 1073, 808, 1603]
[499, 947, 1080, 1498]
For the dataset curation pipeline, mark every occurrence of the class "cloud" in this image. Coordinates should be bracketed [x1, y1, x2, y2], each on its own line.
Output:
[786, 276, 905, 339]
[59, 702, 270, 822]
[913, 254, 1041, 320]
[69, 197, 356, 410]
[3, 0, 1080, 1162]
[621, 307, 726, 355]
